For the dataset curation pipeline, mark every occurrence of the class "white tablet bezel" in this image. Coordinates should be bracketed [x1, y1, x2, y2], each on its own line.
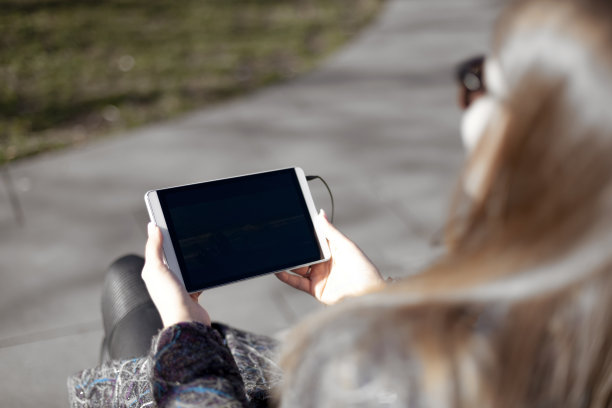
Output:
[144, 189, 186, 287]
[144, 167, 331, 292]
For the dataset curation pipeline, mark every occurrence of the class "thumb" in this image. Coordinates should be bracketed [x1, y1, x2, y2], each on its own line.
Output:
[145, 223, 165, 267]
[318, 210, 345, 241]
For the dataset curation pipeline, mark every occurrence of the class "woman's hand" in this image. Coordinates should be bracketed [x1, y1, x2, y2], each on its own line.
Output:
[275, 211, 384, 305]
[142, 223, 211, 328]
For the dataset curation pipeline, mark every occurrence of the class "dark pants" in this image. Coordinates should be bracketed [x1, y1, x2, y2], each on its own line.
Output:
[100, 255, 163, 363]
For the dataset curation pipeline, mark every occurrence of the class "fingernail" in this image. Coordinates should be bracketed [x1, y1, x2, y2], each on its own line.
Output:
[147, 222, 155, 236]
[319, 209, 328, 220]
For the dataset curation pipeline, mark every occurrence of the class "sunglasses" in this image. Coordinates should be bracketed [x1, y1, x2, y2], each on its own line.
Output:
[455, 55, 486, 109]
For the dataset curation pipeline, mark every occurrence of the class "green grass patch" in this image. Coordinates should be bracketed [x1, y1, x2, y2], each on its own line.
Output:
[0, 0, 385, 164]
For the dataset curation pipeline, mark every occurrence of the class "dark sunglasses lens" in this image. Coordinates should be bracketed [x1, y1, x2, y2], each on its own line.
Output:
[456, 55, 485, 91]
[463, 72, 481, 91]
[456, 55, 485, 109]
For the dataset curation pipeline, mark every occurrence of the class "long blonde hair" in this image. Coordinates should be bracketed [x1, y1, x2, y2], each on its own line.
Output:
[277, 1, 612, 406]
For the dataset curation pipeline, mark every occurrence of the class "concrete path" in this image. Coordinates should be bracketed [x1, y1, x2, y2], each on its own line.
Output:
[0, 0, 499, 405]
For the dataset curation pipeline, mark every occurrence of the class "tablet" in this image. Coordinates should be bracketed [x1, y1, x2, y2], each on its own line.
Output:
[145, 167, 331, 293]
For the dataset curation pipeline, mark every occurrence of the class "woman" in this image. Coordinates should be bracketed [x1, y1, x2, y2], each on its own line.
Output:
[69, 0, 612, 406]
[279, 0, 612, 406]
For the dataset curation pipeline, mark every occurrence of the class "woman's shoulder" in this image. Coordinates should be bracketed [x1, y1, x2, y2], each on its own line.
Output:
[277, 292, 490, 407]
[277, 269, 612, 407]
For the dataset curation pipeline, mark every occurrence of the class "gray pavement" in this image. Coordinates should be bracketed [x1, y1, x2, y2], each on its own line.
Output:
[0, 0, 500, 406]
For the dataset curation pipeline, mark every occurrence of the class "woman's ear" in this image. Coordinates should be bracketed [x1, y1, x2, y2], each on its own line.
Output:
[463, 99, 510, 201]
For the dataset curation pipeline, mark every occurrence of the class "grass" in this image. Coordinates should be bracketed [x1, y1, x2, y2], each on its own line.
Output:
[0, 0, 385, 164]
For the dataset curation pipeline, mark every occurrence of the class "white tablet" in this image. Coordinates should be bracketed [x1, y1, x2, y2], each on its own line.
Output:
[145, 167, 331, 293]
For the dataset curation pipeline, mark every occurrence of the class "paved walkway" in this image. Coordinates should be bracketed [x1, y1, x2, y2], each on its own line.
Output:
[0, 0, 499, 405]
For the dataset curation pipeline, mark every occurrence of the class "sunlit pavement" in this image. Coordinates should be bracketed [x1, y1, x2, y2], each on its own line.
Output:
[0, 1, 499, 405]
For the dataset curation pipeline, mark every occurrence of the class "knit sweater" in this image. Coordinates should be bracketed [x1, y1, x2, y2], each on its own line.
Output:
[67, 322, 281, 407]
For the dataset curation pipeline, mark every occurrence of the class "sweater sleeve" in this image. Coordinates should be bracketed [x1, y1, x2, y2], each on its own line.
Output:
[149, 321, 249, 407]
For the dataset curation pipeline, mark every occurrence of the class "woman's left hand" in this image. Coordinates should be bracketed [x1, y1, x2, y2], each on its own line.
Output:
[275, 211, 384, 304]
[142, 223, 211, 328]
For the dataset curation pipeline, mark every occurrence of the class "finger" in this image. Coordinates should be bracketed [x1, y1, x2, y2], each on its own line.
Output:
[312, 277, 329, 302]
[318, 212, 344, 240]
[145, 223, 165, 267]
[290, 266, 310, 276]
[306, 262, 327, 278]
[318, 213, 361, 255]
[319, 209, 328, 221]
[189, 292, 202, 303]
[275, 271, 311, 293]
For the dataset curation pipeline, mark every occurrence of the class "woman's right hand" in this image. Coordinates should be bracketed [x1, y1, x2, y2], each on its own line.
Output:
[142, 223, 211, 328]
[275, 211, 384, 305]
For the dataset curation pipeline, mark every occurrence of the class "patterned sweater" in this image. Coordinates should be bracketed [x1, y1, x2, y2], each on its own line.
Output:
[67, 322, 282, 407]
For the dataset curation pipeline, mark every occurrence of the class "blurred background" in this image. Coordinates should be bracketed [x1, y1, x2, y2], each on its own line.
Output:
[1, 0, 384, 163]
[0, 0, 500, 406]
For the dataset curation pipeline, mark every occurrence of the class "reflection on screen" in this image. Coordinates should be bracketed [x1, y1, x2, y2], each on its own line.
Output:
[158, 169, 321, 292]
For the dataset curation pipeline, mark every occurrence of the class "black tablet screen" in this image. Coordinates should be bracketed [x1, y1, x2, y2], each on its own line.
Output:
[157, 169, 323, 292]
